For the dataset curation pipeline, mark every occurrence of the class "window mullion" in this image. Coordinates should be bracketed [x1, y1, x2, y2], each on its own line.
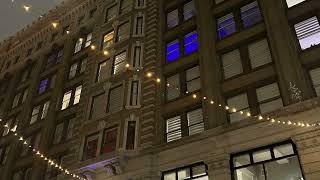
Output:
[247, 88, 259, 116]
[234, 9, 242, 31]
[239, 45, 251, 73]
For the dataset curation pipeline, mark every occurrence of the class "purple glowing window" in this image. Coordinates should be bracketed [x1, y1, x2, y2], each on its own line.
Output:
[241, 1, 262, 28]
[294, 16, 320, 50]
[38, 79, 49, 94]
[167, 40, 180, 63]
[184, 31, 198, 54]
[217, 13, 237, 39]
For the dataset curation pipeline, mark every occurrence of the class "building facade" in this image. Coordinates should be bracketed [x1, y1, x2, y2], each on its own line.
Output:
[0, 0, 320, 179]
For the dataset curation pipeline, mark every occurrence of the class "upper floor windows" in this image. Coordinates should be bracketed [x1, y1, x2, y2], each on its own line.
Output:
[102, 31, 115, 50]
[38, 74, 56, 94]
[113, 51, 127, 75]
[12, 88, 28, 109]
[136, 0, 145, 7]
[125, 120, 137, 150]
[116, 22, 130, 42]
[97, 60, 111, 82]
[68, 58, 87, 79]
[61, 85, 82, 110]
[227, 93, 250, 123]
[107, 84, 124, 113]
[134, 16, 144, 36]
[294, 16, 320, 50]
[106, 5, 117, 22]
[90, 93, 106, 120]
[166, 0, 196, 29]
[74, 33, 93, 53]
[256, 83, 283, 114]
[286, 0, 307, 8]
[83, 133, 99, 160]
[217, 1, 262, 40]
[128, 80, 140, 106]
[231, 142, 304, 180]
[163, 163, 208, 180]
[120, 0, 132, 14]
[30, 101, 50, 124]
[53, 120, 71, 145]
[166, 31, 199, 63]
[132, 44, 142, 68]
[166, 107, 204, 142]
[45, 48, 63, 69]
[101, 128, 118, 154]
[2, 117, 19, 136]
[309, 67, 320, 96]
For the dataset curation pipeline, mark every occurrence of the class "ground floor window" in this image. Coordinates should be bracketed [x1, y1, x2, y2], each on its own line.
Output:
[162, 162, 209, 180]
[231, 141, 304, 180]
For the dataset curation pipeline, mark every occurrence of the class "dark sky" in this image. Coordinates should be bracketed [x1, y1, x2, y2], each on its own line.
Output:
[0, 0, 63, 41]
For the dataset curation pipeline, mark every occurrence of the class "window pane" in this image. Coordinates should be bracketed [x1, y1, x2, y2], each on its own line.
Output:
[167, 40, 180, 62]
[256, 83, 281, 102]
[227, 93, 250, 123]
[164, 172, 176, 180]
[90, 93, 106, 120]
[135, 16, 144, 35]
[53, 123, 64, 144]
[273, 143, 295, 158]
[74, 38, 83, 53]
[183, 0, 196, 21]
[130, 81, 139, 106]
[309, 67, 320, 96]
[30, 106, 40, 124]
[41, 101, 50, 119]
[178, 168, 190, 180]
[294, 16, 320, 50]
[166, 116, 182, 142]
[103, 31, 114, 50]
[187, 108, 204, 136]
[184, 31, 198, 54]
[83, 134, 98, 160]
[133, 46, 142, 67]
[167, 74, 180, 100]
[61, 91, 72, 110]
[217, 13, 236, 39]
[240, 1, 262, 28]
[286, 0, 306, 8]
[85, 33, 92, 47]
[117, 22, 130, 42]
[108, 85, 123, 112]
[106, 5, 117, 22]
[259, 98, 283, 114]
[264, 156, 303, 180]
[233, 154, 251, 167]
[98, 60, 110, 82]
[126, 121, 136, 150]
[167, 9, 179, 28]
[186, 66, 200, 93]
[253, 149, 272, 163]
[101, 129, 117, 154]
[80, 59, 87, 73]
[74, 85, 82, 105]
[113, 51, 127, 75]
[192, 164, 207, 177]
[69, 63, 78, 79]
[234, 164, 265, 180]
[222, 49, 242, 79]
[248, 39, 272, 68]
[39, 79, 49, 94]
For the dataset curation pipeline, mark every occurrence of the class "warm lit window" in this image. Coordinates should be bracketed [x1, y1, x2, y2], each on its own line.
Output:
[83, 133, 99, 160]
[61, 85, 82, 110]
[309, 67, 320, 96]
[30, 101, 50, 124]
[61, 90, 72, 110]
[163, 163, 208, 180]
[107, 85, 123, 112]
[101, 128, 117, 154]
[102, 31, 115, 50]
[217, 13, 236, 39]
[113, 51, 127, 75]
[167, 9, 179, 28]
[231, 142, 304, 180]
[184, 31, 198, 54]
[166, 40, 180, 62]
[294, 16, 320, 50]
[116, 22, 130, 42]
[256, 83, 283, 114]
[74, 85, 82, 105]
[106, 5, 117, 22]
[227, 93, 250, 123]
[286, 0, 307, 8]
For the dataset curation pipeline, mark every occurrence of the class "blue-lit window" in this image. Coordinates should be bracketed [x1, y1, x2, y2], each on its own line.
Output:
[240, 1, 262, 28]
[217, 13, 237, 39]
[184, 31, 198, 54]
[167, 40, 180, 62]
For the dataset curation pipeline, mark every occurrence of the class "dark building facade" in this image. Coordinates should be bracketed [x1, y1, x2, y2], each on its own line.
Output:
[0, 0, 320, 179]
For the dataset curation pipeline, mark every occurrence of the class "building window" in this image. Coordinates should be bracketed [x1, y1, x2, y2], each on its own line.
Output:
[217, 13, 237, 39]
[133, 45, 142, 68]
[222, 49, 243, 79]
[167, 9, 179, 29]
[101, 128, 117, 154]
[102, 31, 115, 50]
[53, 120, 69, 144]
[227, 93, 250, 123]
[166, 40, 180, 62]
[61, 91, 72, 110]
[74, 38, 83, 53]
[183, 0, 196, 21]
[68, 58, 87, 79]
[186, 66, 200, 93]
[166, 107, 204, 142]
[166, 74, 180, 101]
[38, 74, 56, 94]
[248, 39, 272, 68]
[184, 31, 198, 55]
[286, 0, 306, 8]
[30, 101, 50, 124]
[85, 33, 93, 48]
[240, 1, 262, 28]
[113, 51, 127, 75]
[2, 118, 18, 136]
[231, 141, 304, 180]
[12, 89, 28, 109]
[120, 0, 132, 14]
[163, 163, 208, 180]
[129, 80, 140, 106]
[309, 67, 320, 96]
[61, 85, 82, 110]
[44, 155, 64, 179]
[294, 16, 320, 50]
[90, 93, 106, 120]
[136, 0, 145, 7]
[83, 133, 99, 160]
[256, 83, 283, 114]
[107, 85, 123, 112]
[116, 22, 130, 42]
[20, 66, 32, 83]
[106, 5, 117, 22]
[0, 146, 10, 165]
[135, 16, 144, 35]
[74, 33, 92, 53]
[125, 121, 136, 150]
[45, 48, 63, 69]
[97, 60, 111, 82]
[69, 63, 78, 79]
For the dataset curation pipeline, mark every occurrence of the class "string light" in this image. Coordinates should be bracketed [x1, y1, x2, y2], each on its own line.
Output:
[23, 5, 31, 12]
[52, 22, 58, 28]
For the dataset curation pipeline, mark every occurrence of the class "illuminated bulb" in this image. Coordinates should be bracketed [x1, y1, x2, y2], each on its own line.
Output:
[192, 94, 197, 99]
[186, 91, 189, 94]
[271, 119, 275, 123]
[45, 157, 48, 161]
[23, 141, 27, 145]
[79, 38, 84, 42]
[90, 45, 96, 50]
[218, 104, 222, 107]
[55, 164, 59, 168]
[36, 151, 40, 155]
[306, 123, 310, 127]
[41, 154, 44, 158]
[19, 137, 23, 141]
[232, 108, 237, 113]
[125, 63, 130, 68]
[282, 122, 286, 124]
[66, 30, 70, 34]
[23, 5, 31, 12]
[0, 118, 2, 122]
[103, 50, 109, 56]
[225, 106, 229, 110]
[258, 115, 263, 120]
[301, 123, 305, 127]
[277, 120, 281, 123]
[246, 112, 251, 117]
[4, 124, 9, 128]
[203, 96, 207, 100]
[14, 133, 18, 136]
[52, 22, 58, 28]
[166, 83, 170, 87]
[156, 78, 161, 83]
[29, 145, 32, 148]
[210, 100, 214, 104]
[288, 121, 292, 125]
[146, 72, 152, 78]
[240, 111, 244, 115]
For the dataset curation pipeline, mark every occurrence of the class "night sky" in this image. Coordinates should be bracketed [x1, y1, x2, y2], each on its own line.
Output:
[0, 0, 63, 40]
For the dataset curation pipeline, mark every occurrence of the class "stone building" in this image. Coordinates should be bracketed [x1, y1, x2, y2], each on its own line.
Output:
[0, 0, 320, 179]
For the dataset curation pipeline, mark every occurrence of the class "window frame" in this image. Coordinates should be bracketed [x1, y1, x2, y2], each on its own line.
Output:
[161, 162, 208, 180]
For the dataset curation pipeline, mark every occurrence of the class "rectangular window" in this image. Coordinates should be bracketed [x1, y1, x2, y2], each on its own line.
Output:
[41, 101, 50, 119]
[0, 146, 10, 165]
[69, 63, 78, 79]
[12, 89, 28, 109]
[240, 1, 262, 28]
[163, 163, 208, 180]
[53, 123, 64, 144]
[80, 59, 87, 73]
[227, 93, 250, 123]
[217, 13, 236, 39]
[103, 31, 115, 50]
[231, 142, 304, 180]
[101, 128, 117, 154]
[90, 93, 106, 120]
[85, 33, 93, 48]
[107, 85, 123, 112]
[83, 134, 99, 160]
[130, 80, 139, 106]
[30, 106, 40, 124]
[136, 0, 144, 7]
[222, 49, 243, 79]
[286, 0, 306, 8]
[126, 121, 136, 150]
[184, 31, 198, 54]
[61, 90, 72, 110]
[183, 0, 196, 21]
[248, 39, 272, 68]
[74, 85, 82, 105]
[21, 133, 41, 156]
[166, 40, 180, 62]
[167, 9, 179, 28]
[106, 5, 117, 22]
[2, 118, 18, 136]
[97, 60, 110, 82]
[133, 45, 142, 68]
[74, 38, 83, 53]
[187, 108, 204, 136]
[135, 16, 144, 35]
[166, 116, 182, 142]
[309, 67, 320, 96]
[113, 51, 127, 75]
[166, 74, 180, 101]
[256, 83, 283, 114]
[186, 66, 200, 93]
[294, 16, 320, 50]
[120, 0, 132, 14]
[116, 22, 130, 42]
[38, 78, 49, 94]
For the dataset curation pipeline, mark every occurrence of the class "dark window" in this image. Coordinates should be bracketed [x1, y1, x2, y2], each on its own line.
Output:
[107, 85, 123, 112]
[30, 101, 50, 124]
[112, 51, 127, 75]
[26, 48, 33, 57]
[83, 133, 99, 160]
[68, 58, 87, 79]
[0, 146, 10, 165]
[129, 80, 139, 106]
[126, 121, 136, 150]
[116, 22, 130, 42]
[90, 93, 106, 120]
[135, 16, 144, 35]
[101, 128, 117, 154]
[12, 88, 28, 109]
[240, 1, 262, 28]
[21, 133, 41, 156]
[53, 120, 69, 144]
[136, 0, 145, 7]
[133, 45, 142, 68]
[97, 60, 110, 82]
[45, 48, 63, 69]
[106, 5, 117, 22]
[309, 67, 320, 96]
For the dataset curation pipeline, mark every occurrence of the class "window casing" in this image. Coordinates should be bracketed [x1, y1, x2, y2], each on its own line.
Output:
[30, 101, 50, 124]
[12, 88, 28, 109]
[162, 162, 208, 180]
[38, 74, 56, 94]
[231, 141, 304, 180]
[101, 128, 117, 154]
[166, 0, 196, 29]
[45, 48, 63, 69]
[102, 31, 115, 50]
[256, 83, 283, 114]
[116, 22, 130, 42]
[107, 84, 123, 112]
[135, 16, 144, 35]
[136, 0, 145, 7]
[113, 51, 127, 75]
[83, 133, 99, 160]
[294, 16, 320, 50]
[309, 67, 320, 96]
[68, 58, 87, 80]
